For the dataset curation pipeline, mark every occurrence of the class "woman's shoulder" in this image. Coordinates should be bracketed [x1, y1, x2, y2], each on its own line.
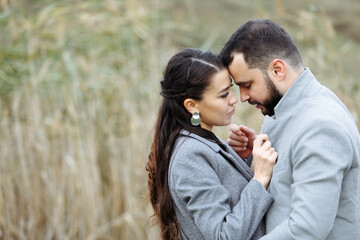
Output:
[169, 131, 222, 183]
[174, 130, 222, 156]
[170, 131, 220, 169]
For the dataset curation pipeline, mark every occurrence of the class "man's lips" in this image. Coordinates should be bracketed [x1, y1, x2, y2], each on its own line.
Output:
[248, 100, 256, 105]
[248, 100, 263, 108]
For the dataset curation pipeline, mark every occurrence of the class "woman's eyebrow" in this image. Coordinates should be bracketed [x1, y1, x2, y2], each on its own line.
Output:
[217, 84, 232, 94]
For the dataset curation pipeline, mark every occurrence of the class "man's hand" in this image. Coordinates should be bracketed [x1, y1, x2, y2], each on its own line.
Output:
[228, 124, 256, 159]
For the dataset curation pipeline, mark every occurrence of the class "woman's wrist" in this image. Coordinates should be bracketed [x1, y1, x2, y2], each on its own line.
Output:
[253, 174, 270, 189]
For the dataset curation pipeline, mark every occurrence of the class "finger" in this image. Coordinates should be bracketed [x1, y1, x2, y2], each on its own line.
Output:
[228, 133, 249, 143]
[270, 152, 278, 163]
[229, 123, 244, 136]
[261, 141, 272, 151]
[268, 147, 275, 154]
[231, 146, 247, 152]
[266, 148, 276, 158]
[239, 125, 256, 136]
[228, 139, 248, 147]
[253, 134, 269, 148]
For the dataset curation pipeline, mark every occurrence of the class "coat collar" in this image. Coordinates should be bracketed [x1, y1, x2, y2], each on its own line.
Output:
[180, 129, 254, 180]
[270, 67, 322, 119]
[180, 129, 222, 152]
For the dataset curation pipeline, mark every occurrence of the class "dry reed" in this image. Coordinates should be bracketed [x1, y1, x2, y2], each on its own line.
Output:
[0, 0, 359, 239]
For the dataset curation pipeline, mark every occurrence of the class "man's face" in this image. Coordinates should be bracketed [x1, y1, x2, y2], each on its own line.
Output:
[228, 53, 282, 116]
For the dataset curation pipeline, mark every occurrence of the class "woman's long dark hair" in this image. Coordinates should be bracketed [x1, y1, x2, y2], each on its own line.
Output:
[146, 48, 227, 239]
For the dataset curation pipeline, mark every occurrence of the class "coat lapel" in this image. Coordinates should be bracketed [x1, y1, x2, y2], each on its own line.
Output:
[180, 130, 254, 182]
[219, 148, 254, 181]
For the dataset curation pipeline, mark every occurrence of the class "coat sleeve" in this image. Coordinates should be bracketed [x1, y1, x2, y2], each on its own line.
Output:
[260, 120, 353, 240]
[170, 144, 273, 240]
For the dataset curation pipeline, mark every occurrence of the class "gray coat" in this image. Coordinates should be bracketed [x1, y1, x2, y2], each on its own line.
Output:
[259, 68, 360, 240]
[169, 130, 273, 240]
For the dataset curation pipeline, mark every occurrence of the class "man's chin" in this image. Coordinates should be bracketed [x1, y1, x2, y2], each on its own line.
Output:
[260, 109, 269, 116]
[249, 102, 274, 116]
[255, 104, 267, 115]
[259, 106, 274, 116]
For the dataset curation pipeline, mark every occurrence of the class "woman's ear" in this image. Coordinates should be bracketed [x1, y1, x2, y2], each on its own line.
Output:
[270, 59, 286, 81]
[184, 98, 198, 114]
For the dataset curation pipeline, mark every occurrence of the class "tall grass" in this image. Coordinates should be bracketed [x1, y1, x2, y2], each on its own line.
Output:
[0, 0, 359, 239]
[0, 0, 174, 238]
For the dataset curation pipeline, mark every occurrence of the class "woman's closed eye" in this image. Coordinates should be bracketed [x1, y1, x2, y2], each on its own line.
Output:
[221, 92, 229, 98]
[221, 84, 233, 98]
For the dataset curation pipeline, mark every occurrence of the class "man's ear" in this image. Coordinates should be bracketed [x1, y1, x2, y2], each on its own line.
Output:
[184, 98, 198, 114]
[270, 59, 286, 81]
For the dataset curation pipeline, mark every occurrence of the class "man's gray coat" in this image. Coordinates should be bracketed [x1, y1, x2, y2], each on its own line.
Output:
[260, 68, 360, 240]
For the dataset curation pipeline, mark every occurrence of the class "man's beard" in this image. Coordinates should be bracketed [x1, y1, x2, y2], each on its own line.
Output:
[260, 72, 283, 116]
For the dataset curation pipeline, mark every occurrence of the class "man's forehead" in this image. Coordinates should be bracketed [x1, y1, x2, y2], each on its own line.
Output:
[229, 54, 249, 72]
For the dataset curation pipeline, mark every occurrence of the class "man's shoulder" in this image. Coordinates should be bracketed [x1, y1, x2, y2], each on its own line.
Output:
[295, 88, 352, 123]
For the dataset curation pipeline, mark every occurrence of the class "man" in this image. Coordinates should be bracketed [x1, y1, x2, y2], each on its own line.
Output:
[219, 19, 360, 239]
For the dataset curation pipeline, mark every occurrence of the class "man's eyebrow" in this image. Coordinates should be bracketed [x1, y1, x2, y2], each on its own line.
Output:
[235, 81, 251, 86]
[229, 74, 248, 86]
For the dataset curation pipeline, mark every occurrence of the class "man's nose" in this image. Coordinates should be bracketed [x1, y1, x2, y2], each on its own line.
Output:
[240, 88, 250, 102]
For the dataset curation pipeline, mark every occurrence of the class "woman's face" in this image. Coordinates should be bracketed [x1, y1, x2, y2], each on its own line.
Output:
[197, 69, 238, 131]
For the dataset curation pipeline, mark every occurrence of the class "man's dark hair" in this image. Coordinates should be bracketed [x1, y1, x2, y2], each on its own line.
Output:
[219, 19, 303, 71]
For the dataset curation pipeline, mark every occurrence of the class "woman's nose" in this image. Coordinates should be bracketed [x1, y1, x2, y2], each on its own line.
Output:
[229, 91, 238, 105]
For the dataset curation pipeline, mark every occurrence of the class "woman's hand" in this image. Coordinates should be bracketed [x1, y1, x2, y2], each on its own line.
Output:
[228, 124, 256, 159]
[252, 134, 277, 188]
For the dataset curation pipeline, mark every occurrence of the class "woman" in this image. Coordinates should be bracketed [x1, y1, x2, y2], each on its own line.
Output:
[146, 48, 277, 240]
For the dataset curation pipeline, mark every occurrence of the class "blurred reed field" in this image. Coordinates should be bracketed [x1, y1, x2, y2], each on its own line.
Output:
[0, 0, 359, 239]
[0, 0, 169, 239]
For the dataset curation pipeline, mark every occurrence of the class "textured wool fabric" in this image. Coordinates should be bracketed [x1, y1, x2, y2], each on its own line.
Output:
[169, 130, 273, 240]
[259, 68, 360, 240]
